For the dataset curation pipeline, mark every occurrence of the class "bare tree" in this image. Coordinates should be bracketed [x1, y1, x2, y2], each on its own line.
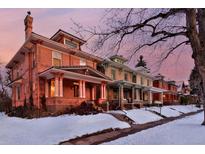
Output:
[73, 8, 205, 125]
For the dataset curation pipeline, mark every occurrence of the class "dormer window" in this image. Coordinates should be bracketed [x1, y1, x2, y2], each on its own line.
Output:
[64, 38, 78, 49]
[52, 51, 62, 66]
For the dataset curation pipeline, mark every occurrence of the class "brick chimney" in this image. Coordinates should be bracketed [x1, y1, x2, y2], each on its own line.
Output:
[24, 11, 33, 40]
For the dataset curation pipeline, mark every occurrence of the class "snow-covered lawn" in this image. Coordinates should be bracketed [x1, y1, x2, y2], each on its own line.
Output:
[148, 106, 181, 117]
[170, 105, 200, 114]
[0, 113, 129, 145]
[124, 108, 162, 124]
[103, 112, 205, 145]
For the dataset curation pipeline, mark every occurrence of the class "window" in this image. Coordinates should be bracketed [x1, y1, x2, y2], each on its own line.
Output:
[132, 75, 136, 83]
[16, 86, 21, 100]
[64, 39, 78, 49]
[73, 82, 79, 97]
[52, 51, 62, 66]
[147, 79, 150, 86]
[111, 69, 116, 80]
[50, 80, 55, 97]
[80, 58, 86, 66]
[124, 73, 128, 81]
[141, 77, 144, 85]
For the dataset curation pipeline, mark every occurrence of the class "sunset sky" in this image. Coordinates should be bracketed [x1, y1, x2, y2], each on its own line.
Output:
[0, 8, 194, 82]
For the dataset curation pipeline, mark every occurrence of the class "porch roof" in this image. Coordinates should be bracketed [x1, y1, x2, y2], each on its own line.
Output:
[39, 66, 112, 84]
[147, 87, 168, 93]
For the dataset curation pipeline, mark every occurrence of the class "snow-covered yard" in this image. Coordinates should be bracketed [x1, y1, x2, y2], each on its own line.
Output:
[169, 105, 200, 113]
[124, 108, 162, 124]
[148, 106, 181, 117]
[0, 113, 129, 145]
[103, 112, 205, 145]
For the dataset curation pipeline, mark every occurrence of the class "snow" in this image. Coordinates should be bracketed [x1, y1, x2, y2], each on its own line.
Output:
[170, 105, 200, 113]
[148, 106, 181, 117]
[103, 112, 205, 145]
[124, 108, 162, 124]
[0, 113, 129, 145]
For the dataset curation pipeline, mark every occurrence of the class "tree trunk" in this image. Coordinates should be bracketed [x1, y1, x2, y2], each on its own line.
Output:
[186, 8, 205, 125]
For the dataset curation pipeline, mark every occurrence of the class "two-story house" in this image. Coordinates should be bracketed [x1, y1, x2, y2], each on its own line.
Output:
[153, 74, 178, 105]
[6, 13, 111, 112]
[99, 55, 166, 109]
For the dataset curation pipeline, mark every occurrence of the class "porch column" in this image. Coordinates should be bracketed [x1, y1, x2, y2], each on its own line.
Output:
[45, 79, 49, 98]
[148, 90, 152, 104]
[132, 86, 135, 108]
[82, 80, 86, 98]
[132, 86, 135, 102]
[141, 90, 144, 101]
[79, 80, 86, 98]
[119, 84, 124, 109]
[91, 85, 95, 100]
[136, 89, 140, 101]
[100, 83, 106, 99]
[59, 76, 63, 97]
[54, 75, 59, 97]
[160, 92, 164, 104]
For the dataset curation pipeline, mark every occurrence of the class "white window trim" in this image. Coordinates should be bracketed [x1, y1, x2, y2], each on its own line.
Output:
[64, 38, 78, 49]
[52, 51, 62, 66]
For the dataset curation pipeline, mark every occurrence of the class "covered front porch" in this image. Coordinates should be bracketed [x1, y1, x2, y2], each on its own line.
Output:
[107, 80, 166, 109]
[39, 66, 111, 111]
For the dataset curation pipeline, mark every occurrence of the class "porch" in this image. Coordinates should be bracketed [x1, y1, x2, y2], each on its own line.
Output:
[107, 80, 166, 109]
[39, 66, 111, 111]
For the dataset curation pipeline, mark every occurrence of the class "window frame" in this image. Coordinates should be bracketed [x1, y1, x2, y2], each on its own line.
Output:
[52, 51, 62, 66]
[111, 69, 116, 80]
[64, 38, 78, 49]
[80, 58, 86, 66]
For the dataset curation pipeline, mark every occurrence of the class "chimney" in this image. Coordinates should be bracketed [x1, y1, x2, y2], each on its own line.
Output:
[24, 11, 33, 40]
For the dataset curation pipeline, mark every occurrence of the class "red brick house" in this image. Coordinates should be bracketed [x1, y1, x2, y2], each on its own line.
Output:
[6, 13, 111, 112]
[153, 74, 178, 105]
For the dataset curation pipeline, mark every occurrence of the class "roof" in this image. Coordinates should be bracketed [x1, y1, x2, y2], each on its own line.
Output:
[39, 65, 112, 83]
[50, 29, 86, 45]
[109, 55, 128, 63]
[6, 32, 103, 68]
[102, 59, 154, 79]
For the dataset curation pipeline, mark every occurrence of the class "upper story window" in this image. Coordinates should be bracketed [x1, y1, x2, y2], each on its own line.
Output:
[124, 73, 128, 81]
[111, 69, 116, 80]
[52, 51, 62, 66]
[147, 79, 150, 86]
[132, 75, 136, 83]
[64, 39, 78, 49]
[80, 58, 86, 66]
[141, 77, 144, 85]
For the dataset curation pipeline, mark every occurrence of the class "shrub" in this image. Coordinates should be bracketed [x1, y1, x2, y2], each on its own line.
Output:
[40, 95, 47, 111]
[0, 96, 12, 113]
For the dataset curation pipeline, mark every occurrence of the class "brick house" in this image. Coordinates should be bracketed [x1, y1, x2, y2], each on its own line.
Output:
[98, 55, 166, 109]
[153, 74, 178, 105]
[6, 13, 111, 112]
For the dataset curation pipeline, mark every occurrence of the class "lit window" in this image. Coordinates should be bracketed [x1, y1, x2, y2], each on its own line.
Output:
[52, 51, 62, 66]
[80, 58, 86, 66]
[64, 39, 78, 49]
[50, 80, 55, 97]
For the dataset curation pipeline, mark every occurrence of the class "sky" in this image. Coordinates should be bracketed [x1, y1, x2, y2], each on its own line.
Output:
[0, 8, 194, 82]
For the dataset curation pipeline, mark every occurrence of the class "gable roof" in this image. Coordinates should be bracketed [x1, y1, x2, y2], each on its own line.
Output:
[50, 29, 86, 45]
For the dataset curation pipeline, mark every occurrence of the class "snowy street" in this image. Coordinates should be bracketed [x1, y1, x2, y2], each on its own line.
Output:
[103, 112, 205, 145]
